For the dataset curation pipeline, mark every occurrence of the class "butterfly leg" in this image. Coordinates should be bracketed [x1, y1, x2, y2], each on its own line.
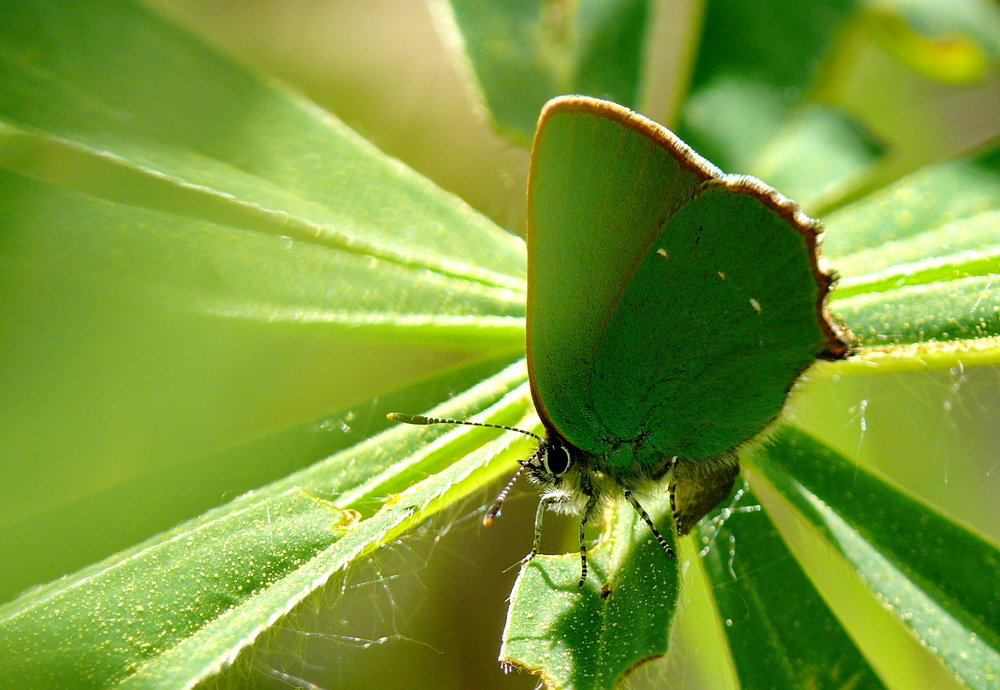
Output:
[624, 490, 676, 558]
[521, 494, 562, 567]
[577, 492, 600, 587]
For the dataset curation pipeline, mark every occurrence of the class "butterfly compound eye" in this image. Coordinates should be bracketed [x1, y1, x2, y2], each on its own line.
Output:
[544, 443, 571, 476]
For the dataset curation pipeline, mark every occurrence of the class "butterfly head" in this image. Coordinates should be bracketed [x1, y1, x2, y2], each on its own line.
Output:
[522, 436, 573, 487]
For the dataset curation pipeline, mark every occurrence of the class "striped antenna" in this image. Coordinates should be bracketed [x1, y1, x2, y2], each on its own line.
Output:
[387, 413, 543, 442]
[386, 412, 544, 526]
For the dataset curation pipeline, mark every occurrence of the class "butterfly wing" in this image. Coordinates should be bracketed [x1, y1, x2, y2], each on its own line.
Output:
[527, 97, 714, 453]
[593, 178, 845, 460]
[527, 97, 846, 460]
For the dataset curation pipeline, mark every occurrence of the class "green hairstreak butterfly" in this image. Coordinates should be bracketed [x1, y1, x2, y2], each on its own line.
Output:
[390, 96, 849, 587]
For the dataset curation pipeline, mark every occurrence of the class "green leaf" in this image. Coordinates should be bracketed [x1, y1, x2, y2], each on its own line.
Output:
[745, 106, 885, 215]
[825, 142, 1000, 276]
[0, 489, 355, 688]
[677, 0, 1000, 216]
[500, 493, 679, 689]
[694, 484, 884, 689]
[0, 346, 521, 601]
[875, 0, 1000, 63]
[0, 359, 534, 687]
[438, 0, 652, 141]
[746, 426, 1000, 690]
[0, 2, 527, 289]
[824, 141, 1000, 361]
[0, 0, 526, 602]
[834, 275, 1000, 356]
[678, 0, 861, 173]
[0, 162, 522, 343]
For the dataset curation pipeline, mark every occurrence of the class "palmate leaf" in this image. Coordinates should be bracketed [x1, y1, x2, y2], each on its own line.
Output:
[1, 0, 998, 688]
[0, 0, 536, 685]
[0, 0, 525, 603]
[677, 0, 862, 176]
[0, 356, 536, 687]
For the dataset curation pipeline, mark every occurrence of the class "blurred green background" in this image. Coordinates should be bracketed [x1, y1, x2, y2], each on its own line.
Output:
[1, 1, 998, 688]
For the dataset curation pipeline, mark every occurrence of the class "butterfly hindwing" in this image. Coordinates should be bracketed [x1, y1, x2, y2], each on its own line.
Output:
[592, 179, 838, 463]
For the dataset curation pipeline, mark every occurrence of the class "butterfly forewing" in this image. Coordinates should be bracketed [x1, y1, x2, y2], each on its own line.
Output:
[526, 98, 713, 453]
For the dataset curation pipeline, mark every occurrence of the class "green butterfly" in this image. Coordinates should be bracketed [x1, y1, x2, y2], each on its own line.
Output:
[391, 95, 849, 586]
